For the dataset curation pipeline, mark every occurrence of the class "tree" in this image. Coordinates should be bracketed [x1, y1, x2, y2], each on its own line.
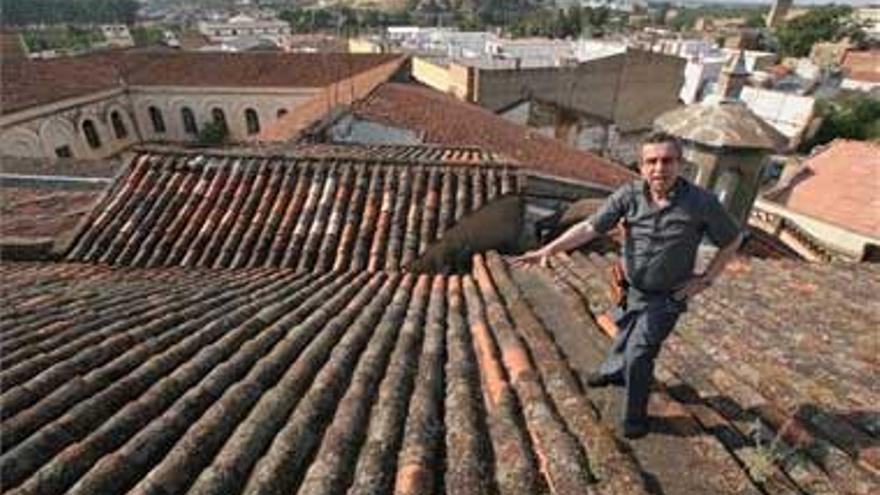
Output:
[197, 121, 228, 147]
[775, 6, 865, 57]
[803, 95, 880, 151]
[0, 0, 138, 26]
[131, 26, 164, 47]
[745, 11, 766, 29]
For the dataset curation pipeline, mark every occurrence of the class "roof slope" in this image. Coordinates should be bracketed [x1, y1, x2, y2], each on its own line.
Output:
[3, 251, 877, 495]
[767, 139, 880, 239]
[123, 52, 400, 88]
[64, 150, 521, 272]
[0, 256, 646, 495]
[1, 56, 123, 115]
[842, 50, 880, 83]
[1, 52, 401, 115]
[0, 187, 103, 240]
[349, 83, 637, 188]
[540, 250, 880, 494]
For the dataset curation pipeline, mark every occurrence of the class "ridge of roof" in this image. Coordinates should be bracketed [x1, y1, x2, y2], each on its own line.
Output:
[1, 52, 402, 115]
[347, 82, 637, 188]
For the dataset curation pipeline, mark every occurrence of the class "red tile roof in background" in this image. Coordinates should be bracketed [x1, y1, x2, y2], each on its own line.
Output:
[841, 49, 880, 83]
[769, 139, 880, 239]
[1, 56, 123, 115]
[0, 52, 401, 115]
[0, 29, 27, 62]
[0, 188, 103, 239]
[349, 83, 637, 188]
[124, 52, 400, 88]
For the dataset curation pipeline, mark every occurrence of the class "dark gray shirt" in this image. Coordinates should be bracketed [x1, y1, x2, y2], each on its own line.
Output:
[588, 178, 740, 294]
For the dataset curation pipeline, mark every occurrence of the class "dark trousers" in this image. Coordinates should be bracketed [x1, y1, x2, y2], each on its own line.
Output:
[598, 296, 685, 424]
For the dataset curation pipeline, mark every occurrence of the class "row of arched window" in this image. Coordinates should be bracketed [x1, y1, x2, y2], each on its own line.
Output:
[147, 106, 268, 137]
[81, 105, 287, 150]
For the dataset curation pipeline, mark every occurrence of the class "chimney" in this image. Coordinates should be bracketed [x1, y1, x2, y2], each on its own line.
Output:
[717, 50, 749, 100]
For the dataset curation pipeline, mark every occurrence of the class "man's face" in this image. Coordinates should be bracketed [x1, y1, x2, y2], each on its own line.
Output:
[640, 142, 681, 195]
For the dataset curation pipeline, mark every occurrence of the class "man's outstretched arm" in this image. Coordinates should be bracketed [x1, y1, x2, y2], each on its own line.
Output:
[510, 220, 600, 267]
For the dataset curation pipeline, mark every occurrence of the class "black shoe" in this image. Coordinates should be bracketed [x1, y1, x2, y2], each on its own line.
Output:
[586, 372, 620, 388]
[621, 419, 650, 440]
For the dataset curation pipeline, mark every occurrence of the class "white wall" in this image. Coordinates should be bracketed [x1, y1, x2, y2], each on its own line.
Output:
[129, 87, 317, 143]
[1, 87, 320, 161]
[0, 93, 139, 161]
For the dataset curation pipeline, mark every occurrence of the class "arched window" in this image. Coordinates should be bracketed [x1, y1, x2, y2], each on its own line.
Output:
[181, 107, 198, 135]
[82, 119, 101, 149]
[149, 106, 166, 133]
[245, 108, 260, 135]
[110, 111, 127, 139]
[212, 107, 227, 132]
[276, 108, 288, 119]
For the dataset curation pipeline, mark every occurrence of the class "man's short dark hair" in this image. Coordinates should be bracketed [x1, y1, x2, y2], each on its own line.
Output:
[641, 131, 683, 159]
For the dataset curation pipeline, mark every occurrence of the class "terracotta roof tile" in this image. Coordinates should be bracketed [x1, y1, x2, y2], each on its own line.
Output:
[2, 141, 876, 495]
[543, 250, 880, 494]
[348, 83, 637, 188]
[2, 247, 877, 494]
[0, 187, 103, 239]
[64, 148, 522, 271]
[0, 257, 646, 495]
[841, 50, 880, 83]
[1, 52, 401, 115]
[124, 52, 401, 88]
[768, 139, 880, 238]
[1, 57, 123, 115]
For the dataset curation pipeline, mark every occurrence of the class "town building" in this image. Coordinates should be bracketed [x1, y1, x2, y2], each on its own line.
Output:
[739, 86, 816, 150]
[410, 48, 683, 167]
[197, 13, 291, 50]
[854, 7, 880, 40]
[0, 52, 404, 162]
[98, 25, 135, 49]
[840, 49, 880, 92]
[756, 140, 880, 261]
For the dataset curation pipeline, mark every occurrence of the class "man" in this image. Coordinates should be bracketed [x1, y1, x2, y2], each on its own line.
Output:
[511, 131, 743, 439]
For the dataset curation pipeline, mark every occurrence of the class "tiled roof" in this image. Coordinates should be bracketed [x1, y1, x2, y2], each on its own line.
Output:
[531, 251, 880, 494]
[841, 50, 880, 83]
[0, 255, 647, 495]
[3, 250, 877, 494]
[123, 52, 401, 88]
[1, 56, 123, 115]
[348, 83, 637, 188]
[63, 149, 521, 272]
[1, 52, 401, 115]
[766, 139, 880, 239]
[277, 143, 510, 163]
[0, 187, 103, 239]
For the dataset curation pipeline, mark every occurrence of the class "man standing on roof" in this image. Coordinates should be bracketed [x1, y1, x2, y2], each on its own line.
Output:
[511, 131, 744, 439]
